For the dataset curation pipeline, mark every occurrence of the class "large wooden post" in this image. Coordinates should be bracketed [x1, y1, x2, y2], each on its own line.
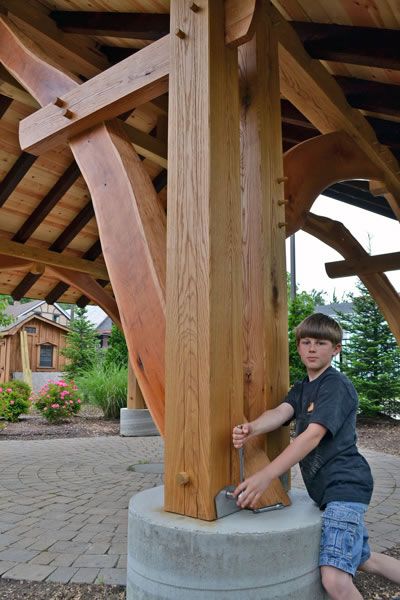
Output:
[164, 0, 243, 520]
[239, 1, 290, 462]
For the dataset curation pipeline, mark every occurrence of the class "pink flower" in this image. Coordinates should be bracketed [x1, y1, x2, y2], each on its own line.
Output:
[69, 400, 73, 404]
[0, 387, 3, 393]
[6, 388, 12, 393]
[9, 400, 14, 405]
[77, 399, 81, 404]
[51, 403, 60, 409]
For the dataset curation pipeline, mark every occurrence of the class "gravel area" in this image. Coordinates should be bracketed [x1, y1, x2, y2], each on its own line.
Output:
[0, 407, 399, 599]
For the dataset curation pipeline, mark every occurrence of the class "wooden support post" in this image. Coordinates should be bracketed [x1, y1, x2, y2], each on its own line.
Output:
[127, 360, 146, 410]
[165, 0, 243, 520]
[239, 0, 289, 465]
[20, 329, 32, 389]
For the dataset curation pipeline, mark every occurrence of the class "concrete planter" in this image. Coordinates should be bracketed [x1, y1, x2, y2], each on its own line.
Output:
[120, 408, 159, 437]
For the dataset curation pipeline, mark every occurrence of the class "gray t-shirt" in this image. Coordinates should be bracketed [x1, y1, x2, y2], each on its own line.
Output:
[284, 366, 373, 508]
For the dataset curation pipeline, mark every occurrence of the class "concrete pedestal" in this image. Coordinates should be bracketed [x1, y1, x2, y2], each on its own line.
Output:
[120, 408, 159, 437]
[127, 486, 327, 600]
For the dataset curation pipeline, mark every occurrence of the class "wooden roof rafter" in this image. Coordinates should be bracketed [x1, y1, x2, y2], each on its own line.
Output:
[11, 200, 96, 300]
[291, 21, 400, 71]
[0, 152, 37, 208]
[50, 11, 170, 40]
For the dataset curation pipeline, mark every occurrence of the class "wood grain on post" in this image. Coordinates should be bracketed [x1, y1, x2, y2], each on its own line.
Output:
[165, 0, 243, 520]
[239, 1, 290, 469]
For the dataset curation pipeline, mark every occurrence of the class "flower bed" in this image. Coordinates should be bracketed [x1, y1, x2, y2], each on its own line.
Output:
[34, 380, 81, 423]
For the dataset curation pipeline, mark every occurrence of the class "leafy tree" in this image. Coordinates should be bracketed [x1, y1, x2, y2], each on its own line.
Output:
[104, 324, 128, 369]
[337, 282, 400, 416]
[0, 296, 14, 328]
[61, 307, 99, 379]
[288, 285, 326, 384]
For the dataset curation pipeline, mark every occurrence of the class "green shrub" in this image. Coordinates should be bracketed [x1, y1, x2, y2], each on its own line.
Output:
[0, 382, 31, 422]
[6, 380, 31, 402]
[76, 364, 127, 419]
[358, 394, 383, 418]
[34, 379, 82, 423]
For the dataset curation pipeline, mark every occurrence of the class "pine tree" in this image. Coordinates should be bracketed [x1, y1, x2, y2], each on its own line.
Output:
[62, 307, 99, 379]
[338, 282, 400, 416]
[104, 324, 128, 369]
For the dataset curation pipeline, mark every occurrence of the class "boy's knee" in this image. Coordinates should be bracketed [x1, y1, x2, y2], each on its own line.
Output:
[321, 566, 354, 599]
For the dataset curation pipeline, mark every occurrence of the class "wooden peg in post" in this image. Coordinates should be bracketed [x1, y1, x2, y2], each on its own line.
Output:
[175, 28, 186, 39]
[176, 472, 190, 486]
[278, 222, 288, 228]
[278, 199, 289, 206]
[190, 2, 200, 11]
[277, 176, 288, 184]
[54, 97, 65, 108]
[62, 109, 74, 120]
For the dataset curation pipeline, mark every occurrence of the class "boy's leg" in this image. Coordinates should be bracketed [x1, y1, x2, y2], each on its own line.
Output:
[320, 565, 363, 599]
[319, 502, 368, 599]
[358, 551, 400, 584]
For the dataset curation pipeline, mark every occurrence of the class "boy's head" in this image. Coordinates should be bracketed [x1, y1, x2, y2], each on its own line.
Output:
[295, 313, 343, 346]
[295, 314, 342, 378]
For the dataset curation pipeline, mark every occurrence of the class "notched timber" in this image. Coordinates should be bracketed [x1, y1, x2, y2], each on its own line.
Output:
[0, 238, 109, 280]
[225, 0, 257, 47]
[303, 213, 400, 345]
[326, 251, 400, 279]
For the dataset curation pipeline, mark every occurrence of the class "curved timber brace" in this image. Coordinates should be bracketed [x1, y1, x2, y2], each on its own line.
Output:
[283, 132, 400, 345]
[0, 14, 167, 433]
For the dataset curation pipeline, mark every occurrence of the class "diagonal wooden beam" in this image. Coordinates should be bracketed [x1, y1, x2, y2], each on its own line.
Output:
[0, 0, 109, 79]
[326, 251, 400, 279]
[1, 13, 170, 155]
[0, 239, 108, 279]
[45, 239, 103, 304]
[12, 162, 81, 243]
[292, 22, 400, 71]
[268, 3, 400, 203]
[0, 152, 37, 207]
[303, 213, 400, 345]
[0, 64, 38, 107]
[46, 266, 120, 328]
[12, 201, 95, 299]
[122, 123, 167, 167]
[50, 11, 170, 40]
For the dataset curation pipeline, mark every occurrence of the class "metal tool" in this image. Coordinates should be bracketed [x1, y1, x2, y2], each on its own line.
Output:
[214, 441, 288, 518]
[214, 447, 244, 519]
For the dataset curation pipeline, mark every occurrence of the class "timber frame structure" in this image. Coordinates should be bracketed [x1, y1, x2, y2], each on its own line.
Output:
[0, 0, 399, 520]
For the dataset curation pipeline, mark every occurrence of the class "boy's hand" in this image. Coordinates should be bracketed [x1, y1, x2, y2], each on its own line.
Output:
[232, 423, 252, 448]
[233, 469, 272, 509]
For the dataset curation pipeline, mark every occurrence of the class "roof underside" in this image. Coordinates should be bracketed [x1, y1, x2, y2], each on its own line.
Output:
[0, 0, 399, 303]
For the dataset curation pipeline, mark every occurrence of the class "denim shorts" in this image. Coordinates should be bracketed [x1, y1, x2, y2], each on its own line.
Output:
[319, 501, 371, 576]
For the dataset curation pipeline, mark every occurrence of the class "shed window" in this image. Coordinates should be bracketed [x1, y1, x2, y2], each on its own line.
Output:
[39, 344, 53, 368]
[25, 326, 37, 334]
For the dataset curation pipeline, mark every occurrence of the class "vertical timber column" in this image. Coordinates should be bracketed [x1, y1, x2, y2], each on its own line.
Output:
[127, 360, 146, 410]
[240, 1, 290, 462]
[165, 0, 242, 520]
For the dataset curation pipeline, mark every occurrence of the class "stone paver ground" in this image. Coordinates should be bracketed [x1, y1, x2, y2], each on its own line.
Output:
[0, 436, 399, 585]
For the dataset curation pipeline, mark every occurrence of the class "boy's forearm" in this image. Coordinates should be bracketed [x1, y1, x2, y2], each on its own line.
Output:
[251, 405, 291, 436]
[261, 426, 324, 481]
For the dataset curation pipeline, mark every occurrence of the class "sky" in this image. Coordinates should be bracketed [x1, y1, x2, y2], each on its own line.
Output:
[285, 194, 400, 304]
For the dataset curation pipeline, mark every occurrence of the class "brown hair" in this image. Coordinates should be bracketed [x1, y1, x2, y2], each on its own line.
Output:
[295, 313, 342, 345]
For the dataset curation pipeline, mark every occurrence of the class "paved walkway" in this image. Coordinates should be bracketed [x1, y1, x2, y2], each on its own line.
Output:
[0, 437, 399, 586]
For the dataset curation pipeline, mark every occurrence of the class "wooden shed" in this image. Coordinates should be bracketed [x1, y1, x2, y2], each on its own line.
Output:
[0, 300, 70, 384]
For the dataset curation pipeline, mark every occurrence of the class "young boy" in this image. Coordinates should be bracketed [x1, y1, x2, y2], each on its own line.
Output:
[233, 313, 400, 600]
